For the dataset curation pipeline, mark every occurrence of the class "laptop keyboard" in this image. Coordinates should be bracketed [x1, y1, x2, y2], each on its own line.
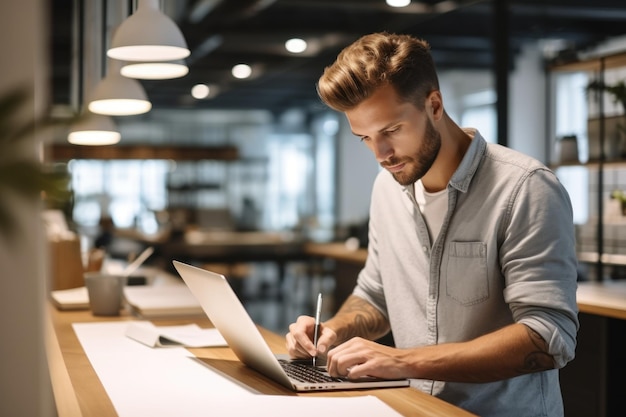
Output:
[278, 359, 339, 383]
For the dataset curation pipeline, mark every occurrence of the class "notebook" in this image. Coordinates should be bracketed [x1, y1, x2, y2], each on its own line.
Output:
[172, 260, 410, 392]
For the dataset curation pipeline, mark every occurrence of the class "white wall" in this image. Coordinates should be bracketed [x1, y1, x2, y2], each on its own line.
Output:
[0, 1, 55, 416]
[509, 42, 547, 162]
[439, 70, 494, 123]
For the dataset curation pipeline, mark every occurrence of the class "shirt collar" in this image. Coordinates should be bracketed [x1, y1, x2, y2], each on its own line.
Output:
[402, 128, 487, 195]
[448, 128, 487, 193]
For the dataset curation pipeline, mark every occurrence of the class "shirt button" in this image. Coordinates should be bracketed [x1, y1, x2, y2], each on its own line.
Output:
[422, 245, 428, 252]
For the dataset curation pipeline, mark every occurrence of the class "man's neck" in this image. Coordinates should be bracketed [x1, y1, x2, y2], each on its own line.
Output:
[421, 114, 472, 192]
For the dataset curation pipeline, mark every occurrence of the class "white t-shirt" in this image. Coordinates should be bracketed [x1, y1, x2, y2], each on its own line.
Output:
[414, 180, 448, 243]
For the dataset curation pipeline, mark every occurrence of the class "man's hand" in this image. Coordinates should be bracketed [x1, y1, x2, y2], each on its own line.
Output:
[326, 337, 411, 380]
[324, 323, 555, 383]
[286, 315, 337, 360]
[286, 295, 390, 362]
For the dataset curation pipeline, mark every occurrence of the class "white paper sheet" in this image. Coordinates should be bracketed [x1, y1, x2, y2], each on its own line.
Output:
[123, 284, 204, 317]
[124, 322, 227, 347]
[50, 286, 89, 310]
[72, 322, 403, 417]
[73, 322, 254, 417]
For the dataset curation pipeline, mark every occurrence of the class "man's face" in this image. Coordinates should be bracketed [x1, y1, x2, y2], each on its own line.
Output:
[345, 84, 441, 186]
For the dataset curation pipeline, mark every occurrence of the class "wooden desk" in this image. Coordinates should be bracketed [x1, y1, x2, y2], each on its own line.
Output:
[304, 243, 367, 311]
[576, 280, 626, 320]
[304, 242, 368, 265]
[132, 230, 308, 285]
[46, 305, 475, 417]
[118, 229, 306, 265]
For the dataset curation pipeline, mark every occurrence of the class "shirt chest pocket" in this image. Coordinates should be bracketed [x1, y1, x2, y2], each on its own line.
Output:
[445, 241, 489, 306]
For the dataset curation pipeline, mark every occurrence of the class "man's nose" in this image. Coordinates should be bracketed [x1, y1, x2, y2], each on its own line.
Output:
[372, 138, 393, 162]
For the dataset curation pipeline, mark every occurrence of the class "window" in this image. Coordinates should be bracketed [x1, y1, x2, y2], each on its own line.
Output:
[69, 160, 169, 228]
[552, 71, 590, 225]
[460, 89, 497, 144]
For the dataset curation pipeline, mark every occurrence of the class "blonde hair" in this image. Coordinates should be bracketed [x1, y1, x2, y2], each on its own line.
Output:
[317, 32, 439, 111]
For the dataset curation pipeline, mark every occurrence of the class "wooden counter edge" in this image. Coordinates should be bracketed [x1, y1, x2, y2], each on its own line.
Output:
[577, 302, 626, 320]
[304, 242, 368, 265]
[576, 281, 626, 320]
[45, 309, 83, 417]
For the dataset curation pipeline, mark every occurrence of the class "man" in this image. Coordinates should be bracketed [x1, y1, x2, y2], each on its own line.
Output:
[286, 32, 579, 416]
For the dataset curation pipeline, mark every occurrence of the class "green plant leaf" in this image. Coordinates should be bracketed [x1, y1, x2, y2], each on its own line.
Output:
[0, 86, 74, 237]
[587, 80, 626, 111]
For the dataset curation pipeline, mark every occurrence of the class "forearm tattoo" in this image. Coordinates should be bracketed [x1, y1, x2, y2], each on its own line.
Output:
[519, 326, 554, 373]
[336, 297, 389, 342]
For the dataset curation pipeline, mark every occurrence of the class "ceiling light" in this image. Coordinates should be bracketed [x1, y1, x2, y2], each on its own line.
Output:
[386, 0, 411, 7]
[88, 60, 152, 116]
[285, 38, 307, 54]
[67, 113, 121, 146]
[107, 0, 190, 62]
[191, 84, 210, 99]
[232, 64, 252, 79]
[121, 60, 189, 80]
[191, 84, 220, 99]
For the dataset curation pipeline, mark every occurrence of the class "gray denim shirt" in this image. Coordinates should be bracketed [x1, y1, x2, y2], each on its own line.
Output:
[353, 130, 579, 417]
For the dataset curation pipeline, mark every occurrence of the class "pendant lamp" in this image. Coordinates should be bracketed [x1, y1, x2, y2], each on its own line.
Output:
[88, 59, 152, 116]
[68, 112, 121, 145]
[107, 0, 190, 62]
[120, 59, 189, 80]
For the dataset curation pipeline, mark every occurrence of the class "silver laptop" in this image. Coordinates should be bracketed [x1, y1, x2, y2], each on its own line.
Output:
[172, 260, 410, 392]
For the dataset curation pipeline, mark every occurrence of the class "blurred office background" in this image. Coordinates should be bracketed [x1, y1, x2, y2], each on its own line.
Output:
[2, 1, 626, 416]
[45, 1, 626, 285]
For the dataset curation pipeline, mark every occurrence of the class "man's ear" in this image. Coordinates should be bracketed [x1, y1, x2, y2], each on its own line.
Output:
[427, 90, 444, 120]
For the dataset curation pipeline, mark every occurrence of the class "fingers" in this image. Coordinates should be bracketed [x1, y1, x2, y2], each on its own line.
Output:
[312, 325, 336, 357]
[327, 339, 364, 377]
[326, 337, 389, 379]
[286, 330, 313, 358]
[285, 315, 337, 359]
[286, 315, 317, 358]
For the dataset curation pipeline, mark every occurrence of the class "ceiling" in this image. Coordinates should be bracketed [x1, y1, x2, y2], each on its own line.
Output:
[50, 0, 626, 117]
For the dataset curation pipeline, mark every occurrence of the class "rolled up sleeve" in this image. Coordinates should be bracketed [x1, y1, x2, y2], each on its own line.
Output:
[501, 169, 579, 368]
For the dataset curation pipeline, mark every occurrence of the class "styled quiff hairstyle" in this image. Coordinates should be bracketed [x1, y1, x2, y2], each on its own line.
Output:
[317, 32, 439, 112]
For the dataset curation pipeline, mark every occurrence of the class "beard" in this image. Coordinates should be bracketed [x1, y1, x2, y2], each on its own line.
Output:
[385, 118, 441, 186]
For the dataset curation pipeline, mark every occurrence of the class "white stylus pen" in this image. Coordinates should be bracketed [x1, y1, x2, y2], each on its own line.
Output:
[121, 246, 154, 277]
[312, 292, 322, 367]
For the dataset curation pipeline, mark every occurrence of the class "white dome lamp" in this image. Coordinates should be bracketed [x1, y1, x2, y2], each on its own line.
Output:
[88, 59, 152, 116]
[107, 0, 190, 62]
[68, 112, 121, 146]
[121, 59, 189, 80]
